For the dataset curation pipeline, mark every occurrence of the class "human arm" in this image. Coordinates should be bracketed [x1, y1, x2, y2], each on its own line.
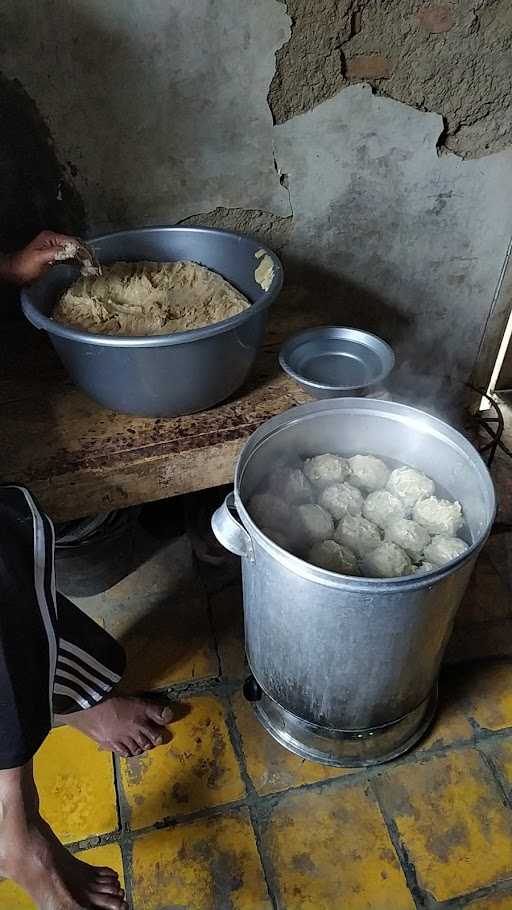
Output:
[0, 231, 77, 286]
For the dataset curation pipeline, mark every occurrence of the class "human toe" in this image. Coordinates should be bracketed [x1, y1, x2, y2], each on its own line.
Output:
[145, 703, 173, 725]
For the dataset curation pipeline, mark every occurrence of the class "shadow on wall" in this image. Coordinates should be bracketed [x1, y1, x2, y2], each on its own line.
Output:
[278, 251, 473, 381]
[280, 250, 413, 348]
[0, 73, 85, 248]
[0, 71, 86, 315]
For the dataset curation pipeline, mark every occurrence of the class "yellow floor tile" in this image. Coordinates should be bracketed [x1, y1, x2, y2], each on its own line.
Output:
[487, 738, 512, 790]
[77, 842, 125, 882]
[375, 749, 512, 902]
[120, 694, 245, 829]
[417, 669, 473, 751]
[131, 809, 272, 910]
[0, 880, 34, 910]
[120, 595, 219, 690]
[463, 661, 512, 731]
[263, 782, 414, 910]
[232, 692, 354, 795]
[0, 843, 124, 910]
[34, 726, 118, 843]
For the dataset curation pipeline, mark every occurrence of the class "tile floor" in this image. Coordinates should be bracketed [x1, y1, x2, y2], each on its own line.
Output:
[3, 446, 512, 907]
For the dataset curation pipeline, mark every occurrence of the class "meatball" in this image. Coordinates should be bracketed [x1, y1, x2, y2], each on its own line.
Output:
[308, 539, 360, 575]
[363, 490, 406, 530]
[318, 482, 364, 521]
[413, 496, 463, 537]
[270, 465, 313, 505]
[304, 454, 350, 489]
[363, 542, 412, 579]
[423, 535, 468, 567]
[386, 466, 435, 512]
[415, 561, 437, 575]
[385, 518, 431, 560]
[335, 513, 382, 558]
[296, 503, 334, 546]
[348, 455, 390, 492]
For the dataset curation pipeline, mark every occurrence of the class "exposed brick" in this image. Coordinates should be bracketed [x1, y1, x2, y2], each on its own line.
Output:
[345, 53, 394, 79]
[270, 0, 512, 158]
[417, 4, 456, 34]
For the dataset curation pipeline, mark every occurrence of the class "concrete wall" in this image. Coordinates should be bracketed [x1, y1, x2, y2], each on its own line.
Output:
[1, 0, 512, 379]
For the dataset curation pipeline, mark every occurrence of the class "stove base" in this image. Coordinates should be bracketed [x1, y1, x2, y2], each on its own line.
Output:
[252, 686, 438, 767]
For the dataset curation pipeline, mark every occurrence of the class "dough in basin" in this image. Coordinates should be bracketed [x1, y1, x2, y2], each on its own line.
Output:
[53, 260, 250, 336]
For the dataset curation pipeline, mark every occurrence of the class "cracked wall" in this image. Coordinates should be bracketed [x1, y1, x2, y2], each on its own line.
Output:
[1, 0, 511, 380]
[0, 0, 290, 233]
[274, 84, 512, 377]
[270, 0, 512, 160]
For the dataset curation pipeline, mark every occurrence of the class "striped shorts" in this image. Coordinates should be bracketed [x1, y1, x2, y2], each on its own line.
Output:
[0, 485, 126, 769]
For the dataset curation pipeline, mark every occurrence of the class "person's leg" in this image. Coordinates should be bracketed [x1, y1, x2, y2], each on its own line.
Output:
[0, 485, 171, 908]
[0, 760, 124, 910]
[0, 485, 128, 908]
[52, 593, 172, 758]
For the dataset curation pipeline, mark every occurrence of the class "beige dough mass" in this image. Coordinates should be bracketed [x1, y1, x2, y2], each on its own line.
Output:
[53, 260, 250, 336]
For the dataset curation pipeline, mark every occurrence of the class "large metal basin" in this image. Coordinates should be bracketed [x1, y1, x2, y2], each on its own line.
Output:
[212, 398, 496, 766]
[21, 226, 283, 417]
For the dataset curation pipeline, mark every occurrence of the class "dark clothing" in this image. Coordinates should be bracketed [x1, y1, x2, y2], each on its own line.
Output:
[0, 485, 125, 768]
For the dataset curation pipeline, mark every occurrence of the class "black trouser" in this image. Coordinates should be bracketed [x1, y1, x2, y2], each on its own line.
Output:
[0, 485, 125, 769]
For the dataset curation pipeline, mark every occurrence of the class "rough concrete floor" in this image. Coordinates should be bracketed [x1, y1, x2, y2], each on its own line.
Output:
[3, 418, 512, 908]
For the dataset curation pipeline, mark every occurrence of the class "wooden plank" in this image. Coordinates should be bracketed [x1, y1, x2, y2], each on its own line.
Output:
[0, 290, 333, 519]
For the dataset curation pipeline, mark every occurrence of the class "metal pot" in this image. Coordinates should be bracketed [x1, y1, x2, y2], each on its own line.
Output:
[212, 398, 496, 766]
[21, 227, 283, 417]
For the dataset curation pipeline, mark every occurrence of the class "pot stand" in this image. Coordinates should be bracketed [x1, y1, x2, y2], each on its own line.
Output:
[244, 675, 438, 767]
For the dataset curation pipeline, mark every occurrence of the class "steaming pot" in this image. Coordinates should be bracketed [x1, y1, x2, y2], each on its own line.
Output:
[212, 398, 495, 766]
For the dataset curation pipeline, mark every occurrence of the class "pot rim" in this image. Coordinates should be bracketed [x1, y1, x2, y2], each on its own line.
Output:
[21, 225, 284, 348]
[235, 397, 496, 591]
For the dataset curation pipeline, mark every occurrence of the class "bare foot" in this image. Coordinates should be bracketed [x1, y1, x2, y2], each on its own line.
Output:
[5, 817, 127, 910]
[59, 696, 173, 757]
[0, 765, 127, 910]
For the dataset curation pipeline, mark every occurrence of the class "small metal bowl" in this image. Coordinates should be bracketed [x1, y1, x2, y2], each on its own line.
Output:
[279, 326, 395, 399]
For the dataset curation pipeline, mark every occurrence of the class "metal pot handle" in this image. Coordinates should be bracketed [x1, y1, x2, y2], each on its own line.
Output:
[211, 492, 255, 561]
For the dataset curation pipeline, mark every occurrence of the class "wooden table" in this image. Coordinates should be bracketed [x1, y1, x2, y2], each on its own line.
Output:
[0, 293, 323, 520]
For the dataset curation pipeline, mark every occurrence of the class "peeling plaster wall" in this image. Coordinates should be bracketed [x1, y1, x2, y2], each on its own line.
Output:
[0, 0, 290, 232]
[270, 0, 512, 159]
[274, 85, 512, 376]
[1, 0, 512, 380]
